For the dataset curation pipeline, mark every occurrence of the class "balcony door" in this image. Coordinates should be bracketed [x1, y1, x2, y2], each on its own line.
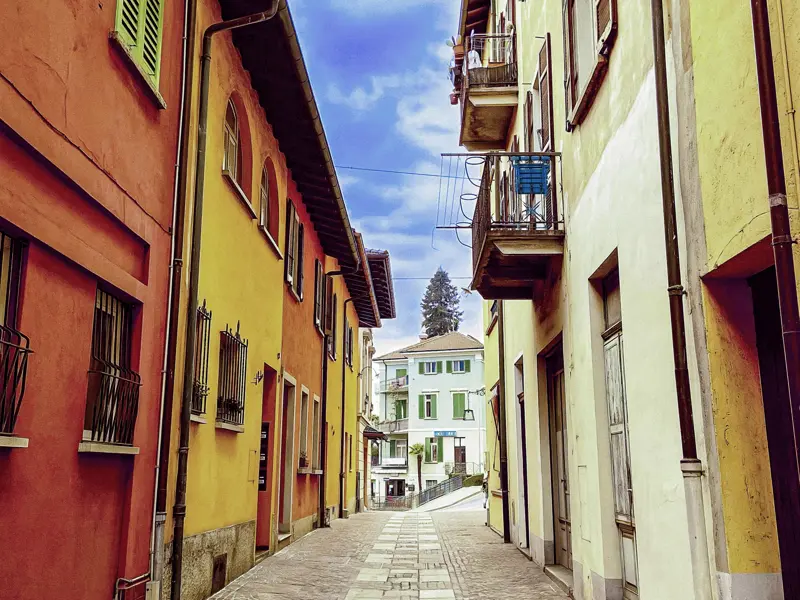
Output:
[547, 345, 572, 570]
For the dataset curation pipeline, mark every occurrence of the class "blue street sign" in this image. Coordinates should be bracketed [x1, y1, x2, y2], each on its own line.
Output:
[434, 430, 457, 437]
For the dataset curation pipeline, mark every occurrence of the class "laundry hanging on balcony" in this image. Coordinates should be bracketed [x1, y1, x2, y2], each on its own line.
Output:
[511, 156, 550, 195]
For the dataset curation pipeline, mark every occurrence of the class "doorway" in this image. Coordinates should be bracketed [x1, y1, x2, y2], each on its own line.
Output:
[385, 478, 405, 497]
[278, 376, 296, 535]
[515, 359, 531, 550]
[256, 365, 278, 549]
[750, 267, 800, 597]
[547, 346, 571, 569]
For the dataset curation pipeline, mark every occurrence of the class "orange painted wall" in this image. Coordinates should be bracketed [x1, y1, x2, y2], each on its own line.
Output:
[282, 179, 325, 523]
[0, 0, 183, 597]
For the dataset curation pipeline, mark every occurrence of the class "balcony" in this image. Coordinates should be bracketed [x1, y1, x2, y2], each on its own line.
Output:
[381, 375, 408, 393]
[468, 153, 564, 300]
[456, 33, 518, 151]
[378, 418, 409, 434]
[376, 456, 408, 469]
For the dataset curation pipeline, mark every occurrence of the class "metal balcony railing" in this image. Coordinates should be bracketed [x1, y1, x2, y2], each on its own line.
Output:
[0, 325, 32, 435]
[372, 474, 465, 511]
[381, 375, 408, 392]
[470, 152, 563, 272]
[461, 33, 517, 91]
[378, 418, 409, 433]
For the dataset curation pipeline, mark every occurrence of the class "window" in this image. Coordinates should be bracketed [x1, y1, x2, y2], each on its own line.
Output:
[601, 267, 639, 596]
[563, 0, 618, 129]
[312, 395, 321, 469]
[258, 164, 274, 238]
[328, 294, 338, 359]
[452, 392, 467, 419]
[192, 301, 212, 415]
[420, 360, 440, 375]
[349, 434, 353, 471]
[223, 100, 243, 184]
[313, 260, 324, 329]
[84, 288, 141, 445]
[113, 0, 165, 87]
[394, 398, 407, 420]
[426, 480, 438, 490]
[345, 320, 354, 367]
[284, 201, 304, 299]
[299, 389, 309, 460]
[396, 440, 407, 459]
[0, 232, 30, 436]
[217, 323, 248, 427]
[447, 360, 470, 374]
[425, 437, 443, 463]
[419, 393, 437, 419]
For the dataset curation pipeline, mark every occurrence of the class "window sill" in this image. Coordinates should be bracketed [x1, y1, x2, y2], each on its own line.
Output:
[223, 171, 257, 219]
[259, 225, 283, 260]
[216, 421, 245, 433]
[452, 371, 466, 375]
[78, 441, 140, 455]
[190, 414, 207, 424]
[566, 54, 609, 131]
[109, 31, 167, 110]
[287, 284, 302, 303]
[0, 435, 29, 449]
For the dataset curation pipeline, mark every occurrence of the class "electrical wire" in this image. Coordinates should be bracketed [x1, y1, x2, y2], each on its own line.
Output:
[334, 164, 468, 180]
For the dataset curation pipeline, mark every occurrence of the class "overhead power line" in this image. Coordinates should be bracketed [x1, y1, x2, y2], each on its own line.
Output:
[334, 165, 467, 180]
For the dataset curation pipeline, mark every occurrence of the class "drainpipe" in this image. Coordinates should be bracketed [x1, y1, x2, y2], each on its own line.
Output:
[169, 5, 279, 600]
[497, 300, 511, 543]
[151, 0, 198, 588]
[318, 270, 343, 527]
[340, 298, 354, 518]
[750, 2, 800, 596]
[649, 1, 712, 598]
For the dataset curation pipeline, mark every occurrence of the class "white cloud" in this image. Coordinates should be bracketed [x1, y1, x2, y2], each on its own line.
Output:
[327, 0, 459, 32]
[328, 75, 404, 111]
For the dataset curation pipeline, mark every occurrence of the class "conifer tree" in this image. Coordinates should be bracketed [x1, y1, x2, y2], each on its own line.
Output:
[420, 267, 463, 337]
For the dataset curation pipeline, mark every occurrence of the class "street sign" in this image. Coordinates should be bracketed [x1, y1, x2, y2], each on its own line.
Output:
[434, 430, 457, 437]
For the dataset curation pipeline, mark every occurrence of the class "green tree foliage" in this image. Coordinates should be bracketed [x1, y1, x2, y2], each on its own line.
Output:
[420, 267, 463, 337]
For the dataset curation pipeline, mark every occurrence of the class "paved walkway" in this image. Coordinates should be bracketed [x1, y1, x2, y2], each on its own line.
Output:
[211, 509, 567, 600]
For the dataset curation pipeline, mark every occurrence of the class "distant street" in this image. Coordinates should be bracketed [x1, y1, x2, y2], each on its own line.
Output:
[211, 507, 566, 600]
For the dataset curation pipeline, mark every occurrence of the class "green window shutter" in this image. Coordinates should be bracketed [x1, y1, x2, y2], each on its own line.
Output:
[431, 394, 438, 419]
[437, 437, 444, 463]
[419, 362, 425, 375]
[141, 0, 164, 80]
[446, 360, 452, 373]
[116, 0, 141, 48]
[453, 393, 464, 418]
[425, 438, 432, 463]
[465, 360, 471, 373]
[389, 440, 396, 457]
[397, 368, 407, 378]
[419, 395, 425, 419]
[437, 361, 443, 373]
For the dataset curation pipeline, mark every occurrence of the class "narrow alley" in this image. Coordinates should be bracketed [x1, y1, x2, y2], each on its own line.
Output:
[211, 507, 566, 600]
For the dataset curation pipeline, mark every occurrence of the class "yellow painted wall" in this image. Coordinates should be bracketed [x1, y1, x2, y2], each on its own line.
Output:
[482, 300, 503, 534]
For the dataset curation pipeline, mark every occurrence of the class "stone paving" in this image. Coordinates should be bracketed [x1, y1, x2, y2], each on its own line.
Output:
[211, 508, 567, 600]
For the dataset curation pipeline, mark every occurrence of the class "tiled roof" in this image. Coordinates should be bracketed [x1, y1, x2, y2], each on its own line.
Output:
[375, 331, 484, 361]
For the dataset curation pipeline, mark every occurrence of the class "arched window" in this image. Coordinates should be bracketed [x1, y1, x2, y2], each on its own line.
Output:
[260, 158, 280, 240]
[223, 99, 243, 184]
[259, 166, 269, 231]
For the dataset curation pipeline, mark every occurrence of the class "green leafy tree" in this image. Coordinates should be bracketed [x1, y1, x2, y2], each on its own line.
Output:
[409, 443, 425, 494]
[420, 267, 463, 337]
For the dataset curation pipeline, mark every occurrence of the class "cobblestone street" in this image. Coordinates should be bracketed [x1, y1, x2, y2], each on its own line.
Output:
[212, 508, 567, 600]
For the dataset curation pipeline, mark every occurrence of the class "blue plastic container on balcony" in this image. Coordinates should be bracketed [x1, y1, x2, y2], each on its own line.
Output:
[511, 156, 550, 195]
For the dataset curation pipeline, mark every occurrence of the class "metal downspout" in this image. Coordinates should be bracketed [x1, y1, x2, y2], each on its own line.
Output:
[649, 0, 712, 597]
[497, 300, 511, 543]
[169, 5, 279, 600]
[340, 298, 354, 518]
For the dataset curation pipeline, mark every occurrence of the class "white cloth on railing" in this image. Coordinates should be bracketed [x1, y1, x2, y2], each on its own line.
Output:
[467, 49, 481, 69]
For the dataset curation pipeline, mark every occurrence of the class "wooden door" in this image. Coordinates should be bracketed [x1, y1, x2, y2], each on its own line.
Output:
[548, 349, 571, 569]
[454, 446, 466, 465]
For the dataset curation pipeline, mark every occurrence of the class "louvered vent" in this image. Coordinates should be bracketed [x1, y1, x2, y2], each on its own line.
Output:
[120, 0, 140, 44]
[142, 0, 161, 75]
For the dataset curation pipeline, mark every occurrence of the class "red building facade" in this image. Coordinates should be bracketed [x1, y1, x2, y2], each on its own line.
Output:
[0, 1, 184, 598]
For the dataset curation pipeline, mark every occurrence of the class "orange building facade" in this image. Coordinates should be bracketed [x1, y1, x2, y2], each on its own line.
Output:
[0, 0, 185, 599]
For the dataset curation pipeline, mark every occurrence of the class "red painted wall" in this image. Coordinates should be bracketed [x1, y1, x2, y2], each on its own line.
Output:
[282, 178, 325, 523]
[0, 0, 182, 597]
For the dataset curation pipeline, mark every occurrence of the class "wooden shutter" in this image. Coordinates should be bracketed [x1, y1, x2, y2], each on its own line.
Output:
[285, 201, 295, 284]
[314, 260, 322, 326]
[425, 438, 432, 463]
[431, 394, 438, 419]
[453, 393, 465, 418]
[436, 361, 443, 374]
[389, 439, 396, 457]
[419, 362, 425, 375]
[525, 92, 535, 152]
[538, 34, 554, 152]
[595, 0, 618, 54]
[323, 275, 333, 334]
[562, 0, 577, 124]
[116, 0, 141, 48]
[141, 0, 164, 78]
[437, 437, 444, 463]
[604, 332, 633, 521]
[396, 368, 407, 379]
[465, 360, 471, 373]
[296, 224, 305, 299]
[446, 360, 452, 373]
[419, 395, 425, 419]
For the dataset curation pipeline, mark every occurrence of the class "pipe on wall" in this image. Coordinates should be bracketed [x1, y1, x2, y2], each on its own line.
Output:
[340, 297, 354, 519]
[497, 300, 511, 543]
[649, 0, 712, 597]
[169, 5, 280, 600]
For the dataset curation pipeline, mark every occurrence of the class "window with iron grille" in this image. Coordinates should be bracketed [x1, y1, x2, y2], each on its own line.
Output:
[217, 323, 248, 427]
[192, 301, 212, 415]
[84, 288, 141, 445]
[0, 232, 31, 436]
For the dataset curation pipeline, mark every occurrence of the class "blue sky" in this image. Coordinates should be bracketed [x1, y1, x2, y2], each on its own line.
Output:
[291, 0, 482, 358]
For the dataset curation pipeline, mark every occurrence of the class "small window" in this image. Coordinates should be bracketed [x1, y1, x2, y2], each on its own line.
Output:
[299, 389, 309, 461]
[452, 360, 466, 373]
[394, 399, 407, 420]
[259, 167, 270, 232]
[223, 100, 242, 184]
[563, 0, 618, 128]
[423, 393, 437, 419]
[114, 0, 165, 87]
[313, 260, 324, 328]
[0, 232, 31, 436]
[284, 201, 304, 299]
[425, 437, 441, 463]
[423, 361, 437, 375]
[192, 301, 212, 415]
[328, 294, 338, 359]
[345, 321, 354, 367]
[85, 288, 141, 445]
[396, 440, 407, 459]
[312, 396, 321, 468]
[217, 323, 248, 427]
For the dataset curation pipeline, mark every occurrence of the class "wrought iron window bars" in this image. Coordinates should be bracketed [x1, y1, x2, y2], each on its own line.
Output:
[217, 322, 248, 427]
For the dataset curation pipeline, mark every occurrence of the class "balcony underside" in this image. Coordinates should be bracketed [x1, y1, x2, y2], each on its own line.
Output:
[460, 87, 518, 151]
[472, 229, 564, 300]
